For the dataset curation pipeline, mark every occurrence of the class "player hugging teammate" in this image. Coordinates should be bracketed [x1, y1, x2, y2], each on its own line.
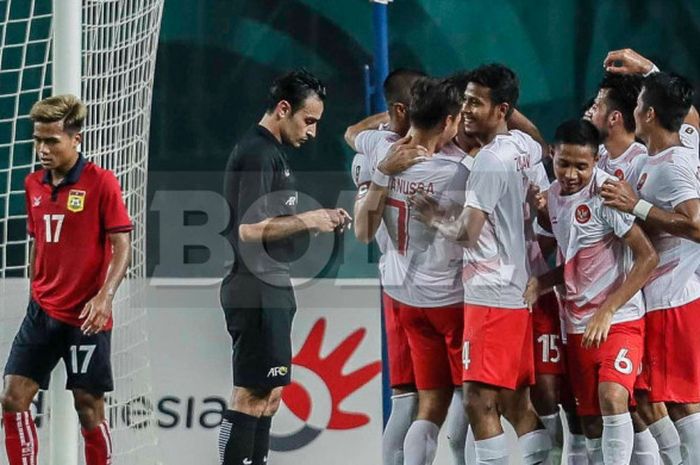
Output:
[349, 48, 700, 465]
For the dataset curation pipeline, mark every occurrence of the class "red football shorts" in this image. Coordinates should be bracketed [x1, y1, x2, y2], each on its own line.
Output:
[533, 292, 566, 376]
[646, 299, 700, 403]
[398, 301, 464, 390]
[463, 304, 534, 390]
[567, 319, 644, 416]
[382, 292, 415, 388]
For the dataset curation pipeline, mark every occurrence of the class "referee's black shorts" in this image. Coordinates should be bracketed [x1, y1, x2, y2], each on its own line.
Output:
[220, 272, 296, 390]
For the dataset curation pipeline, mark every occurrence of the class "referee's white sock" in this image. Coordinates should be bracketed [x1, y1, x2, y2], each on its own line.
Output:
[567, 433, 588, 465]
[518, 428, 552, 465]
[540, 412, 563, 464]
[383, 392, 417, 465]
[648, 416, 682, 465]
[585, 437, 604, 465]
[403, 419, 439, 465]
[474, 433, 509, 465]
[674, 412, 700, 465]
[631, 428, 661, 465]
[602, 413, 634, 465]
[445, 389, 468, 465]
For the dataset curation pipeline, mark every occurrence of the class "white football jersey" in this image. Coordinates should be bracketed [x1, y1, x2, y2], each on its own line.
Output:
[462, 130, 542, 308]
[597, 141, 647, 185]
[635, 144, 700, 311]
[379, 143, 469, 307]
[680, 123, 700, 153]
[548, 168, 643, 333]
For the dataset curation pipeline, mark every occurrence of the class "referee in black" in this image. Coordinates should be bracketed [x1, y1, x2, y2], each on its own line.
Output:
[218, 69, 350, 465]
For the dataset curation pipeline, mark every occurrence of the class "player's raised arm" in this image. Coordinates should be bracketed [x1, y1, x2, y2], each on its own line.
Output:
[603, 48, 657, 75]
[343, 111, 389, 151]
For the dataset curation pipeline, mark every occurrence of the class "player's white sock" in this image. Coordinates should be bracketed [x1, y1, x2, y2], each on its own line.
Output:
[567, 433, 588, 465]
[403, 420, 439, 465]
[518, 428, 552, 464]
[474, 434, 509, 465]
[602, 413, 634, 465]
[647, 416, 682, 465]
[445, 389, 468, 465]
[674, 412, 700, 465]
[465, 425, 477, 465]
[586, 437, 604, 465]
[541, 412, 563, 464]
[383, 393, 418, 465]
[631, 429, 661, 465]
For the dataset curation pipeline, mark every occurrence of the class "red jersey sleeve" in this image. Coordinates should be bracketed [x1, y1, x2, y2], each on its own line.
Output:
[24, 177, 35, 237]
[100, 170, 133, 233]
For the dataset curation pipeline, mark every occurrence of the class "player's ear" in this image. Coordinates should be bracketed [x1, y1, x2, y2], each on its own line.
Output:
[277, 100, 292, 118]
[646, 106, 656, 124]
[72, 131, 82, 148]
[498, 102, 510, 120]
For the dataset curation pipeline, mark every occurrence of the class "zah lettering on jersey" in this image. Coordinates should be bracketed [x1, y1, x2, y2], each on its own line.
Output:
[67, 189, 86, 213]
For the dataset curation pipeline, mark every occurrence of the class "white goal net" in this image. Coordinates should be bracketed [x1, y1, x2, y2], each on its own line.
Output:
[0, 0, 164, 463]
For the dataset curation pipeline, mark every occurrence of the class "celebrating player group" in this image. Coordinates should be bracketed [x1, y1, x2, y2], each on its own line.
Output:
[348, 48, 700, 465]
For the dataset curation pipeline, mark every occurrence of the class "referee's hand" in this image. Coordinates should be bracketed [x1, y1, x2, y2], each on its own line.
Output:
[302, 208, 352, 234]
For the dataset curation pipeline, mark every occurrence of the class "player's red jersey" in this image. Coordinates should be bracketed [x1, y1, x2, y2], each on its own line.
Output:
[24, 155, 132, 329]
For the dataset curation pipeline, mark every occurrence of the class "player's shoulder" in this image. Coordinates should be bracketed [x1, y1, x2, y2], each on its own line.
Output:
[591, 167, 616, 191]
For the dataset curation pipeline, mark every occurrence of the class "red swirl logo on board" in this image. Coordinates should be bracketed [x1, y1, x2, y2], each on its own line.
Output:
[575, 204, 591, 224]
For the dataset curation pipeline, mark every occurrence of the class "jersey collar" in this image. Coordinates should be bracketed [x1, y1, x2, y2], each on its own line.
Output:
[42, 154, 86, 186]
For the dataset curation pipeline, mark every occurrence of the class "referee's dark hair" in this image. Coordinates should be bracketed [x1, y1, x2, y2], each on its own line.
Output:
[553, 119, 601, 155]
[266, 69, 326, 114]
[641, 72, 694, 132]
[384, 68, 426, 106]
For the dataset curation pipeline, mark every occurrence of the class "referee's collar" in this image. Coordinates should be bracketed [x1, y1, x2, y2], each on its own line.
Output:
[42, 153, 86, 185]
[256, 124, 284, 148]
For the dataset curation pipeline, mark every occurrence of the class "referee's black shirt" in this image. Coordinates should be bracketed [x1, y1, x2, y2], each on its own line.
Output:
[223, 125, 299, 279]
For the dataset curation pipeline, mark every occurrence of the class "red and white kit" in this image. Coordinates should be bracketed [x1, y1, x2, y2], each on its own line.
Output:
[462, 130, 542, 389]
[547, 168, 644, 415]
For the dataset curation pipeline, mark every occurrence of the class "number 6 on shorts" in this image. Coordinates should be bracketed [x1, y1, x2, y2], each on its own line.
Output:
[614, 348, 633, 375]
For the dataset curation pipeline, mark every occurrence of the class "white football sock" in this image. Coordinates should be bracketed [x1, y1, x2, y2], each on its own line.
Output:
[541, 412, 563, 464]
[602, 413, 634, 465]
[647, 416, 681, 465]
[567, 433, 588, 465]
[465, 426, 476, 465]
[519, 428, 552, 465]
[403, 420, 439, 465]
[474, 434, 510, 465]
[674, 412, 700, 465]
[631, 429, 661, 465]
[586, 437, 604, 465]
[445, 389, 468, 465]
[383, 393, 418, 465]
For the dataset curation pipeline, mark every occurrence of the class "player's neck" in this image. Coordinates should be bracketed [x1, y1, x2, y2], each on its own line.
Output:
[604, 132, 636, 159]
[455, 130, 480, 156]
[407, 127, 439, 155]
[258, 114, 282, 144]
[50, 153, 79, 185]
[479, 122, 508, 146]
[646, 129, 682, 156]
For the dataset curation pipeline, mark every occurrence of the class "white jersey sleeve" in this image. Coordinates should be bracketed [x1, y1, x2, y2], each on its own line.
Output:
[599, 204, 635, 239]
[351, 153, 371, 187]
[680, 124, 700, 153]
[651, 157, 700, 208]
[509, 129, 543, 165]
[465, 150, 508, 213]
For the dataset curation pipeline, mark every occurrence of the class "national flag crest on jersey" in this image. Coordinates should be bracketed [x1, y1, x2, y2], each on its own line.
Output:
[67, 189, 86, 212]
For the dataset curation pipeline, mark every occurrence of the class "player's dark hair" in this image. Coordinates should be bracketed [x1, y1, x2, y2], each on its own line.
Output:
[581, 96, 596, 117]
[266, 69, 326, 114]
[384, 68, 427, 105]
[448, 70, 471, 95]
[554, 119, 601, 156]
[641, 72, 694, 132]
[599, 72, 643, 133]
[466, 64, 519, 117]
[408, 77, 465, 131]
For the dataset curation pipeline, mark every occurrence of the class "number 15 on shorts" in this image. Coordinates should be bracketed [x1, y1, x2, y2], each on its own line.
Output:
[69, 345, 96, 374]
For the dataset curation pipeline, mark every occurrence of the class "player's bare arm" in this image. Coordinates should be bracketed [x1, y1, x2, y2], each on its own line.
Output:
[604, 48, 656, 75]
[523, 265, 564, 308]
[601, 179, 700, 242]
[508, 108, 550, 157]
[354, 135, 427, 243]
[582, 223, 658, 348]
[239, 208, 351, 243]
[343, 111, 390, 151]
[80, 231, 131, 335]
[409, 192, 488, 249]
[27, 240, 35, 300]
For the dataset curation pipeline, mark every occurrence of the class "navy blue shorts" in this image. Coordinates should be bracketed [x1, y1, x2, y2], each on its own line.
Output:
[220, 272, 296, 390]
[4, 300, 113, 393]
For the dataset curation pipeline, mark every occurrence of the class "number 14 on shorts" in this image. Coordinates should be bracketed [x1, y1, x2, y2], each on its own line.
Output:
[463, 341, 471, 369]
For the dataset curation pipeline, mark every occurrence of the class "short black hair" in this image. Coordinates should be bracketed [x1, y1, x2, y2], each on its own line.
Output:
[554, 119, 601, 156]
[466, 64, 519, 117]
[448, 70, 471, 96]
[266, 69, 326, 114]
[599, 72, 643, 133]
[383, 68, 427, 106]
[641, 72, 694, 132]
[408, 77, 465, 131]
